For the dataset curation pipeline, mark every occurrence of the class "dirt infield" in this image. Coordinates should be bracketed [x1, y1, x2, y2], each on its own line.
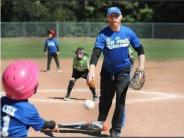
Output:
[1, 59, 184, 137]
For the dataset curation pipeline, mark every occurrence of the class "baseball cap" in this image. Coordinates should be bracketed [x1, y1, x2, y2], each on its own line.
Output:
[107, 7, 122, 15]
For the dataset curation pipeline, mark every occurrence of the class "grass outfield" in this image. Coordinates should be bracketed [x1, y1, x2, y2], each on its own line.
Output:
[1, 37, 184, 60]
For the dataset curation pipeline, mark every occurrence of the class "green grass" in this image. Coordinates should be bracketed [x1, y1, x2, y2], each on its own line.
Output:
[1, 37, 95, 59]
[142, 39, 184, 60]
[1, 37, 184, 60]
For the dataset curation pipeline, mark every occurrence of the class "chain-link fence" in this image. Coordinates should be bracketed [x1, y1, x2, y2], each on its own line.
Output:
[1, 22, 184, 39]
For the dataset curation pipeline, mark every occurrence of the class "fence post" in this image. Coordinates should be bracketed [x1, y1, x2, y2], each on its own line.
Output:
[22, 22, 26, 37]
[56, 21, 59, 39]
[152, 23, 154, 39]
[88, 22, 91, 37]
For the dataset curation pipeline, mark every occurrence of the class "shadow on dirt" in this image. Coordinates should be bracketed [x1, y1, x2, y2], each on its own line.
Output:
[48, 97, 86, 101]
[41, 129, 109, 137]
[40, 69, 47, 72]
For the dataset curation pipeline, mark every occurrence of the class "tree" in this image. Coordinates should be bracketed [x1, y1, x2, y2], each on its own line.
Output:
[1, 0, 183, 22]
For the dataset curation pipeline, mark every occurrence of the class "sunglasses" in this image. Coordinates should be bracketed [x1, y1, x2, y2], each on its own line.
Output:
[108, 14, 120, 18]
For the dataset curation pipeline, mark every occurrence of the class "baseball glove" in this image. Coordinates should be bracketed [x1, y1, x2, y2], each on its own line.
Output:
[87, 79, 96, 88]
[129, 68, 145, 90]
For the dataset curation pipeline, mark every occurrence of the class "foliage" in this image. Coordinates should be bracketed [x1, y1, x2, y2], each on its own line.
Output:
[1, 0, 183, 22]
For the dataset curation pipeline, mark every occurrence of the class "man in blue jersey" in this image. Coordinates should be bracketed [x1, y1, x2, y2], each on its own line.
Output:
[44, 29, 61, 72]
[88, 7, 145, 137]
[1, 61, 58, 137]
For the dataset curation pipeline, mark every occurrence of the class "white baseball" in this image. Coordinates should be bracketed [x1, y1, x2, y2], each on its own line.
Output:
[84, 100, 95, 109]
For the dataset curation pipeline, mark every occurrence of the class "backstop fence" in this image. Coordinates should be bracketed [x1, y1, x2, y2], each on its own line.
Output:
[1, 22, 184, 39]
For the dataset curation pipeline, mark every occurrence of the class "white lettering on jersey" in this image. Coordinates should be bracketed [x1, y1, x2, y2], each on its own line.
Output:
[2, 105, 17, 116]
[2, 115, 10, 137]
[106, 37, 130, 49]
[48, 41, 55, 47]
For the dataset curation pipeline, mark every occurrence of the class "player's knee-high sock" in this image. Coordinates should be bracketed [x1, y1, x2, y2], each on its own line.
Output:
[89, 87, 97, 97]
[47, 54, 52, 70]
[53, 54, 60, 69]
[66, 80, 75, 97]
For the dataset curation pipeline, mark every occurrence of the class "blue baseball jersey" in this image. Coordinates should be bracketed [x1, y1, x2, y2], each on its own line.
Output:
[44, 38, 59, 54]
[1, 96, 45, 137]
[95, 25, 141, 73]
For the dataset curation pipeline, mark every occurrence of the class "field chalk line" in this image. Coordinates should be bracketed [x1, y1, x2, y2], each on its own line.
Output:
[1, 89, 183, 104]
[35, 89, 183, 104]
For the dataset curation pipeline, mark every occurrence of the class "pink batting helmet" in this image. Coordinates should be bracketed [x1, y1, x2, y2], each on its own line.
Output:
[2, 60, 39, 100]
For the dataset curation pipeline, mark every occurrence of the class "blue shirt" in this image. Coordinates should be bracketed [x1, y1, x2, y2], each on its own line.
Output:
[95, 25, 141, 73]
[44, 38, 59, 54]
[1, 96, 45, 137]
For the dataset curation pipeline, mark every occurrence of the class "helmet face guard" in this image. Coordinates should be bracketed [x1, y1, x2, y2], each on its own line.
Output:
[2, 61, 39, 100]
[76, 47, 85, 59]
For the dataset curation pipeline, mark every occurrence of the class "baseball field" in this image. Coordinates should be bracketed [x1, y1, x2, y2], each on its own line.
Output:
[1, 37, 184, 137]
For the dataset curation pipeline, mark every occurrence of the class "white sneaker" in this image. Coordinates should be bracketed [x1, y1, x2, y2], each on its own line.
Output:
[64, 97, 71, 101]
[93, 96, 98, 101]
[45, 70, 50, 73]
[57, 69, 62, 72]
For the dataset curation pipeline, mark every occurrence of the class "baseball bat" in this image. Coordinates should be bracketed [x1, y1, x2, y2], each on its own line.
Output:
[58, 121, 104, 131]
